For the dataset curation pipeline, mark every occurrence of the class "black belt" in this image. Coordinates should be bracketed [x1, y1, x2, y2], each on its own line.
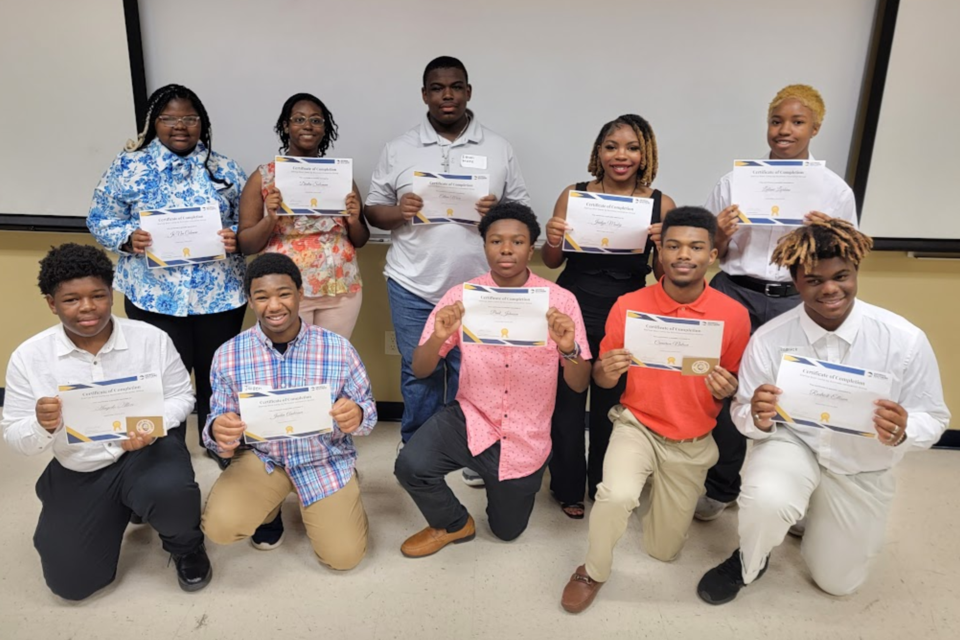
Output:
[729, 274, 798, 298]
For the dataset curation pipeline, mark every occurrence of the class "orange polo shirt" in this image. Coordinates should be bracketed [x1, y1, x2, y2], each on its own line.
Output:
[600, 280, 751, 440]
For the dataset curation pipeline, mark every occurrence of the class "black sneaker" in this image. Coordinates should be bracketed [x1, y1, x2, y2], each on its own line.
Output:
[205, 448, 231, 470]
[172, 543, 212, 592]
[697, 548, 768, 605]
[251, 508, 284, 550]
[129, 513, 144, 525]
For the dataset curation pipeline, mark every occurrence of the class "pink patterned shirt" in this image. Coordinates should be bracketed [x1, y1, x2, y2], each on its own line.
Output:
[420, 271, 591, 481]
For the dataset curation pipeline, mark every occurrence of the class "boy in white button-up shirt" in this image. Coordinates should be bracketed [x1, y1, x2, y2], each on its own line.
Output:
[697, 219, 950, 605]
[2, 244, 208, 600]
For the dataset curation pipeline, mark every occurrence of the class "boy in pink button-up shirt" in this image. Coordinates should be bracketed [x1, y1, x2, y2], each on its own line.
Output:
[394, 203, 591, 558]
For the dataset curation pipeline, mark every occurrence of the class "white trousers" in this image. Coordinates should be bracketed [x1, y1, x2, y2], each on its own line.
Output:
[738, 428, 896, 596]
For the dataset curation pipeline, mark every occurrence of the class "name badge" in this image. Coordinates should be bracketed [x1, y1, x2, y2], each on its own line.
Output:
[460, 154, 487, 170]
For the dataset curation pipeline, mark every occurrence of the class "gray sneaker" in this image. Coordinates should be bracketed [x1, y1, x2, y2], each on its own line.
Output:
[695, 495, 732, 521]
[461, 468, 485, 487]
[788, 518, 806, 538]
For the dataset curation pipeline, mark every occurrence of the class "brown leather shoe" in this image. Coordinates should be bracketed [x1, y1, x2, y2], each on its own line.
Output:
[561, 565, 604, 613]
[400, 515, 476, 558]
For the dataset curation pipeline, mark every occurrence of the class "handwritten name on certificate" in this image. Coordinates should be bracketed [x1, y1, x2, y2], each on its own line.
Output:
[139, 204, 225, 269]
[239, 385, 333, 443]
[563, 191, 653, 254]
[274, 156, 353, 215]
[60, 373, 166, 444]
[623, 312, 724, 376]
[460, 283, 549, 347]
[730, 159, 827, 225]
[411, 172, 490, 225]
[773, 355, 893, 438]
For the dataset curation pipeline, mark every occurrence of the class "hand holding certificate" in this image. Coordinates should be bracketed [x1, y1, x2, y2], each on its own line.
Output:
[562, 191, 653, 253]
[60, 373, 166, 444]
[274, 156, 353, 215]
[624, 312, 723, 375]
[730, 159, 827, 225]
[412, 171, 490, 225]
[772, 355, 893, 438]
[138, 203, 225, 269]
[461, 284, 549, 347]
[239, 384, 333, 443]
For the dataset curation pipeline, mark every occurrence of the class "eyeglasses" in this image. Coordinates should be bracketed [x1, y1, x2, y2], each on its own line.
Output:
[289, 116, 324, 127]
[156, 115, 201, 128]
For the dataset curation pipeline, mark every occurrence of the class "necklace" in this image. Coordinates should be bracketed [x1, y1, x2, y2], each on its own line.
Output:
[599, 175, 642, 197]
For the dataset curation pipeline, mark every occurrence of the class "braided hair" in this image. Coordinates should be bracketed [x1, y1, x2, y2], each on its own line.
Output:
[587, 114, 659, 188]
[771, 218, 872, 278]
[274, 93, 339, 157]
[125, 84, 228, 186]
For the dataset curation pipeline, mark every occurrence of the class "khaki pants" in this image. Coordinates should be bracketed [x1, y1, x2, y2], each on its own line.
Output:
[585, 406, 719, 582]
[202, 450, 368, 571]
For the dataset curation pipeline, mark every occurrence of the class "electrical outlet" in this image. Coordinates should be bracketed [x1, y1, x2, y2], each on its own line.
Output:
[385, 331, 400, 355]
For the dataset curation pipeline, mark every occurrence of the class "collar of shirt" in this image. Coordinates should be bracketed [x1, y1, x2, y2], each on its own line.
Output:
[798, 298, 863, 348]
[651, 278, 712, 316]
[417, 110, 483, 146]
[147, 138, 211, 174]
[54, 316, 128, 358]
[252, 319, 309, 355]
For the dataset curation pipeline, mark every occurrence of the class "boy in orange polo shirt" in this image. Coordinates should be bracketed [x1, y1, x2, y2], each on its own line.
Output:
[561, 207, 751, 614]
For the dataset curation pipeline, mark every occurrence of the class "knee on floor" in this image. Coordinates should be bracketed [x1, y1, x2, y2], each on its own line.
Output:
[316, 542, 366, 571]
[810, 567, 864, 597]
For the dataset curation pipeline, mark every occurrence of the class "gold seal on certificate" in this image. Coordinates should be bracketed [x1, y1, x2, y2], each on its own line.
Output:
[138, 203, 225, 269]
[274, 156, 353, 215]
[623, 311, 724, 376]
[411, 171, 490, 225]
[59, 372, 166, 444]
[562, 190, 653, 253]
[239, 384, 333, 443]
[773, 354, 893, 438]
[460, 283, 549, 347]
[730, 159, 827, 225]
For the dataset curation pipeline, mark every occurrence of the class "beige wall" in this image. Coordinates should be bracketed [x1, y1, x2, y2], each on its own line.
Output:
[0, 232, 956, 429]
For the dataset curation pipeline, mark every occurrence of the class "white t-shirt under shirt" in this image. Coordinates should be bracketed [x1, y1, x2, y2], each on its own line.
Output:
[367, 113, 530, 304]
[704, 154, 858, 283]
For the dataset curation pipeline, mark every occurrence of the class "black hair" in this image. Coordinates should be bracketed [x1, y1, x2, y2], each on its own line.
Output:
[422, 56, 469, 88]
[244, 253, 303, 294]
[125, 84, 229, 187]
[588, 114, 659, 187]
[274, 93, 339, 157]
[478, 201, 541, 244]
[38, 243, 114, 296]
[660, 206, 718, 247]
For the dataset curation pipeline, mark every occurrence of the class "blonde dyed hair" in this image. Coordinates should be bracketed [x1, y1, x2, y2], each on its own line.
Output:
[771, 218, 872, 276]
[768, 84, 826, 126]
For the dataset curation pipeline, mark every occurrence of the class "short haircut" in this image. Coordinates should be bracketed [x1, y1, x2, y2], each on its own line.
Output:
[244, 253, 303, 294]
[422, 56, 469, 87]
[38, 243, 114, 296]
[478, 201, 541, 244]
[660, 206, 718, 247]
[769, 84, 826, 127]
[772, 218, 873, 278]
[588, 114, 659, 187]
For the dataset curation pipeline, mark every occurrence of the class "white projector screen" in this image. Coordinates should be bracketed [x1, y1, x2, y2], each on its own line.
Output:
[0, 0, 139, 228]
[858, 0, 960, 248]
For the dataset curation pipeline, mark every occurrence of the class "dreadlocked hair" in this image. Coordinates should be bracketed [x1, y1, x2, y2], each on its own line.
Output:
[771, 218, 872, 278]
[125, 84, 229, 187]
[274, 93, 339, 157]
[587, 114, 659, 188]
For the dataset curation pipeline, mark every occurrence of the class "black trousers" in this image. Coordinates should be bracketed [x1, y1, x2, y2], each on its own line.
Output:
[124, 299, 246, 445]
[395, 402, 548, 542]
[33, 432, 203, 601]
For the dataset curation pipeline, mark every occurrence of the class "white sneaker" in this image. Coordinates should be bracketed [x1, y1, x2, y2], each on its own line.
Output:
[694, 495, 732, 521]
[461, 468, 484, 487]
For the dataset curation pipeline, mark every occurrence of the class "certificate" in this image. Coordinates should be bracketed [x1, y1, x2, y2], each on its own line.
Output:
[239, 384, 333, 443]
[274, 156, 353, 215]
[624, 312, 724, 376]
[730, 159, 827, 225]
[460, 283, 549, 347]
[562, 191, 653, 254]
[60, 373, 166, 444]
[773, 355, 892, 438]
[139, 204, 225, 269]
[411, 171, 490, 225]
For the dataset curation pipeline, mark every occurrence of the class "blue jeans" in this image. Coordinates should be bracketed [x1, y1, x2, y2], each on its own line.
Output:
[386, 279, 461, 442]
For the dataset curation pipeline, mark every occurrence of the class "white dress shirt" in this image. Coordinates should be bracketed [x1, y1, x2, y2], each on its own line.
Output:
[2, 317, 194, 472]
[704, 154, 858, 282]
[733, 300, 950, 475]
[367, 112, 530, 304]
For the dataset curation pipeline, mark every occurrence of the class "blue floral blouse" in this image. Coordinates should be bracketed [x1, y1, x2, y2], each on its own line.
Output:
[87, 139, 248, 316]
